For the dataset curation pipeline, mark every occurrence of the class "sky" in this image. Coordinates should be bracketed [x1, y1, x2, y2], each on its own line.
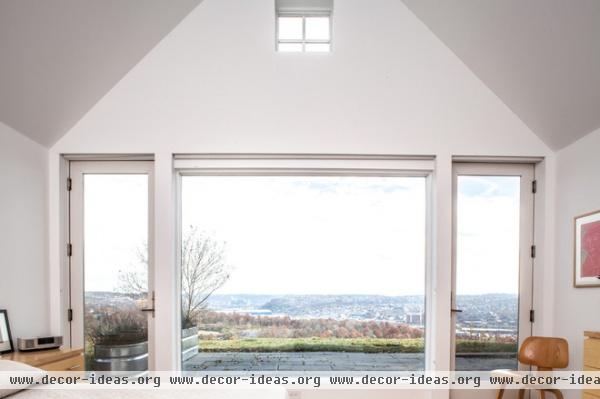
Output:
[456, 176, 520, 295]
[182, 176, 427, 296]
[84, 174, 148, 293]
[82, 173, 521, 297]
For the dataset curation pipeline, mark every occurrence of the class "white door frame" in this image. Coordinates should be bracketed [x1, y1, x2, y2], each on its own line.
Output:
[173, 155, 436, 370]
[450, 163, 535, 373]
[68, 160, 155, 369]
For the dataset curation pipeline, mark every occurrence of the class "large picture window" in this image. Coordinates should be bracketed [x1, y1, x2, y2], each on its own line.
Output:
[179, 170, 428, 372]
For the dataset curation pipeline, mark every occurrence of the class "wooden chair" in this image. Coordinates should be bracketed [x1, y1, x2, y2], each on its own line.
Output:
[495, 336, 569, 399]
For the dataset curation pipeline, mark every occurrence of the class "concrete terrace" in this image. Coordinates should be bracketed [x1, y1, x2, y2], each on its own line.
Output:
[183, 352, 516, 371]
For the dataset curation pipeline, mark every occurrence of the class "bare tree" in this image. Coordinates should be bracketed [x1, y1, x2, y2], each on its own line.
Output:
[181, 227, 230, 328]
[117, 227, 231, 329]
[117, 244, 148, 297]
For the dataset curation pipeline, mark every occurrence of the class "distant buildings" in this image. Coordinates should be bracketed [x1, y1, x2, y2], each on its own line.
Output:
[404, 312, 424, 325]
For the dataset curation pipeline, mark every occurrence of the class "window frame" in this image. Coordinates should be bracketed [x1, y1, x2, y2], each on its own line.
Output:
[276, 11, 333, 52]
[174, 155, 434, 370]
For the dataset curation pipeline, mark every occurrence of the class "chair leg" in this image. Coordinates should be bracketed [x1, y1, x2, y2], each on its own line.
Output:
[518, 389, 526, 399]
[496, 388, 505, 399]
[539, 390, 546, 399]
[546, 389, 563, 399]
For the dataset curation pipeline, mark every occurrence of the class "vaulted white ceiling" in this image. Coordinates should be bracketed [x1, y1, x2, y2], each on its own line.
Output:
[401, 0, 600, 150]
[1, 0, 599, 149]
[0, 0, 202, 147]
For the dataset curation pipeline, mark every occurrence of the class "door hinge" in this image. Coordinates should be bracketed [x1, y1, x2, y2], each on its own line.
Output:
[67, 243, 72, 257]
[530, 245, 536, 259]
[532, 180, 537, 194]
[67, 308, 73, 322]
[67, 177, 72, 191]
[529, 309, 535, 323]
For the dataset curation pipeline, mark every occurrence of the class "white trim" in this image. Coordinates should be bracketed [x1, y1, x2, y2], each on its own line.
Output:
[63, 154, 154, 161]
[174, 171, 184, 368]
[531, 158, 554, 337]
[174, 153, 435, 160]
[429, 154, 453, 376]
[153, 153, 178, 370]
[275, 0, 334, 13]
[451, 156, 543, 164]
[423, 171, 435, 372]
[174, 156, 434, 174]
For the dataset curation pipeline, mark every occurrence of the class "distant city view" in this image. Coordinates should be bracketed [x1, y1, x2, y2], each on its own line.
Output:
[204, 293, 518, 338]
[206, 294, 426, 324]
[86, 291, 517, 358]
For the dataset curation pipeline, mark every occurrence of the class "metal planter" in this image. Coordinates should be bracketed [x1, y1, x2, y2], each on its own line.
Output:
[181, 326, 199, 362]
[92, 340, 148, 372]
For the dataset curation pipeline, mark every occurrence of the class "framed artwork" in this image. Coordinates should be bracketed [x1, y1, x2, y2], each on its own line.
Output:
[574, 210, 600, 287]
[0, 309, 14, 354]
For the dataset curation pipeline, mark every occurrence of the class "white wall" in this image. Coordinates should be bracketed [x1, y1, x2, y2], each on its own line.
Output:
[0, 122, 49, 341]
[47, 0, 555, 389]
[53, 0, 548, 155]
[554, 126, 600, 399]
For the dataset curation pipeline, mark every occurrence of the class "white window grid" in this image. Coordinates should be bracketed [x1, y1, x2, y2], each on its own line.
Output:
[276, 12, 332, 52]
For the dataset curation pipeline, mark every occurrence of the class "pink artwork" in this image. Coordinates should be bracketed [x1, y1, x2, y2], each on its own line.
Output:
[581, 219, 600, 278]
[575, 210, 600, 287]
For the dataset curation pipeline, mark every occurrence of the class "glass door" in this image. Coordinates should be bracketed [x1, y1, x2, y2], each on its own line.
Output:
[451, 163, 535, 375]
[69, 161, 154, 372]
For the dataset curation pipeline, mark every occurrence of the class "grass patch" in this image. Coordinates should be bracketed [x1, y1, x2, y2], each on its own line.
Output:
[456, 340, 517, 354]
[200, 337, 424, 353]
[199, 338, 516, 354]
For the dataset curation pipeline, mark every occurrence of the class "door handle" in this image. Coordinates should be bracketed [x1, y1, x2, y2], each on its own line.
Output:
[451, 308, 463, 313]
[141, 291, 155, 318]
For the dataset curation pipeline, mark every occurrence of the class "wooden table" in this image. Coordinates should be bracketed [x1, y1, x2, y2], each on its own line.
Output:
[0, 347, 84, 371]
